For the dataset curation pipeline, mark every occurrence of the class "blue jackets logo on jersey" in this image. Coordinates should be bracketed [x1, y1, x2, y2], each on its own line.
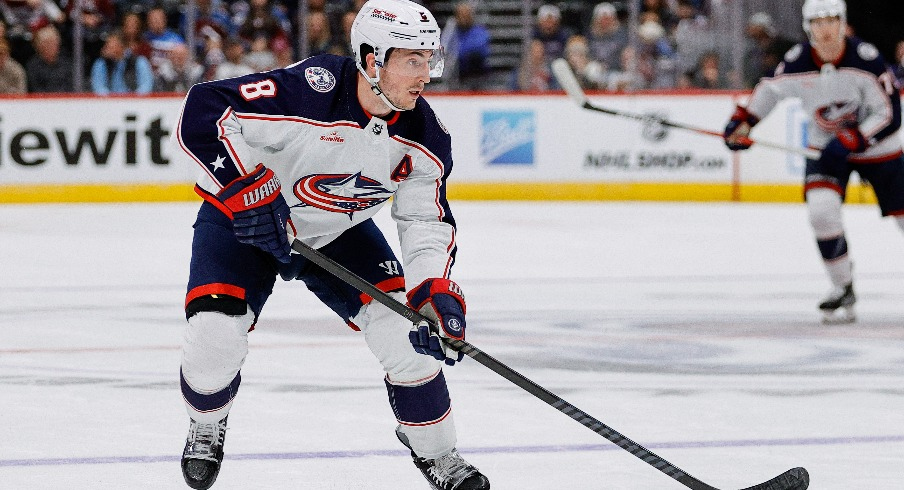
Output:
[480, 110, 535, 165]
[293, 172, 393, 216]
[815, 101, 857, 132]
[305, 67, 336, 93]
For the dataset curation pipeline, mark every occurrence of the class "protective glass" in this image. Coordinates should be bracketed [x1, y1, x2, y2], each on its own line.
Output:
[381, 47, 445, 78]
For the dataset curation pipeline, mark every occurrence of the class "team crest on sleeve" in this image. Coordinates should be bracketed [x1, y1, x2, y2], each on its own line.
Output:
[784, 45, 802, 63]
[305, 67, 336, 92]
[857, 43, 879, 61]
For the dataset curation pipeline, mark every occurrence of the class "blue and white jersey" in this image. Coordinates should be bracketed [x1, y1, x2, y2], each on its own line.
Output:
[747, 37, 902, 163]
[174, 54, 457, 288]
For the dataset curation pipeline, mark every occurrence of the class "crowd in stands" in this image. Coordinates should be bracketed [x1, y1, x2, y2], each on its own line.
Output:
[0, 0, 370, 95]
[511, 1, 798, 92]
[0, 0, 901, 95]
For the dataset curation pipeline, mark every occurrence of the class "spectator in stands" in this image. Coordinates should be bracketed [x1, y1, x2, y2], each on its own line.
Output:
[237, 0, 288, 48]
[512, 38, 551, 91]
[153, 42, 203, 92]
[639, 0, 678, 32]
[272, 33, 293, 67]
[893, 39, 904, 87]
[2, 0, 66, 66]
[198, 26, 225, 80]
[563, 34, 605, 89]
[743, 12, 795, 88]
[586, 2, 627, 72]
[307, 10, 334, 56]
[242, 33, 276, 72]
[672, 0, 715, 80]
[25, 25, 73, 92]
[682, 50, 729, 89]
[144, 6, 185, 73]
[0, 38, 26, 93]
[180, 0, 234, 60]
[442, 1, 490, 90]
[121, 11, 152, 60]
[635, 14, 676, 88]
[63, 0, 116, 65]
[329, 9, 356, 58]
[213, 37, 253, 80]
[90, 29, 153, 95]
[606, 45, 644, 91]
[532, 4, 571, 64]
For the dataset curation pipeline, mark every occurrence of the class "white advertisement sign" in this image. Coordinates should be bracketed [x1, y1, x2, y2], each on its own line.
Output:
[1, 93, 896, 193]
[0, 96, 189, 184]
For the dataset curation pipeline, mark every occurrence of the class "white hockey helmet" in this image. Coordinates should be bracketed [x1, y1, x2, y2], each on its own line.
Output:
[802, 0, 846, 41]
[351, 0, 444, 110]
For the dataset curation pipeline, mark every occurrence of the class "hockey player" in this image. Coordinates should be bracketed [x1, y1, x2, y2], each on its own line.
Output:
[723, 0, 904, 323]
[173, 1, 490, 489]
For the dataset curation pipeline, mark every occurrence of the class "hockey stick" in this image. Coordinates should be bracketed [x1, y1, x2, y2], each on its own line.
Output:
[289, 238, 809, 490]
[550, 58, 821, 160]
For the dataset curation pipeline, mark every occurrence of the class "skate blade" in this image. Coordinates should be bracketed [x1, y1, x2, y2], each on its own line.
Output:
[821, 307, 855, 325]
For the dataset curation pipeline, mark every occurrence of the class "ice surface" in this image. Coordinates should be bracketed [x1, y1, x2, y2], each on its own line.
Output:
[2, 201, 903, 489]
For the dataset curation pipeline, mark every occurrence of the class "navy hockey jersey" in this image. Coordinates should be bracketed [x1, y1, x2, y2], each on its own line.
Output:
[174, 54, 457, 287]
[747, 37, 902, 163]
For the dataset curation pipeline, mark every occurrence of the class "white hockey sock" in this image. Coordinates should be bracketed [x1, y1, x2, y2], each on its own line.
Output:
[896, 216, 904, 234]
[354, 293, 456, 458]
[825, 257, 853, 287]
[807, 189, 851, 286]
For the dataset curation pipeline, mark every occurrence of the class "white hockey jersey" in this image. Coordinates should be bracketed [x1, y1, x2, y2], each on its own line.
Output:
[173, 54, 457, 288]
[747, 37, 902, 163]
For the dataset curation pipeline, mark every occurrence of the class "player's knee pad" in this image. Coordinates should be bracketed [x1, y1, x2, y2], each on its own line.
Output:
[181, 306, 253, 393]
[806, 188, 844, 239]
[354, 291, 441, 383]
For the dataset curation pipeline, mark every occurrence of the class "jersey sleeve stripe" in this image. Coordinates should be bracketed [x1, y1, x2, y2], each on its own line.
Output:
[391, 135, 446, 221]
[234, 112, 361, 129]
[176, 105, 222, 188]
[217, 108, 250, 176]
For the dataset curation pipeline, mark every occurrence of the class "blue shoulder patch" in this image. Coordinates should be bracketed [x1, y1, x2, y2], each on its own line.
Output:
[778, 43, 818, 75]
[840, 37, 887, 75]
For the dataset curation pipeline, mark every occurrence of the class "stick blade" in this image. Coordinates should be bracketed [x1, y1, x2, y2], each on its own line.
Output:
[551, 58, 587, 106]
[738, 467, 809, 490]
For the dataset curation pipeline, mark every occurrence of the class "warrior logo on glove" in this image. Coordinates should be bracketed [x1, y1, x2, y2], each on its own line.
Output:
[407, 278, 467, 365]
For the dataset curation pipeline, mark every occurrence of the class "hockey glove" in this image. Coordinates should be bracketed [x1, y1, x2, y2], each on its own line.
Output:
[217, 164, 293, 263]
[407, 278, 466, 366]
[723, 106, 759, 151]
[819, 125, 868, 167]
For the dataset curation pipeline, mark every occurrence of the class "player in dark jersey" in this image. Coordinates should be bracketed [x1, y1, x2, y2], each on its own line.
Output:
[174, 1, 489, 488]
[723, 0, 904, 324]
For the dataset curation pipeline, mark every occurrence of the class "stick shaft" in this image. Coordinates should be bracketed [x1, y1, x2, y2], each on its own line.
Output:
[550, 58, 820, 160]
[289, 238, 715, 489]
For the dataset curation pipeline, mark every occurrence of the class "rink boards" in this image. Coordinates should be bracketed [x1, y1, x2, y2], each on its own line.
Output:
[0, 92, 884, 204]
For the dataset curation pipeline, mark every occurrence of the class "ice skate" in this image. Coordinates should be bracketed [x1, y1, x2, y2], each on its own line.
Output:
[410, 448, 490, 490]
[181, 416, 227, 490]
[819, 283, 855, 324]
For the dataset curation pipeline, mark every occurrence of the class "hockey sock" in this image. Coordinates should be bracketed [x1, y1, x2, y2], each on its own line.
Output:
[386, 370, 456, 458]
[181, 368, 242, 423]
[896, 216, 904, 233]
[386, 370, 451, 427]
[181, 309, 252, 422]
[817, 236, 852, 286]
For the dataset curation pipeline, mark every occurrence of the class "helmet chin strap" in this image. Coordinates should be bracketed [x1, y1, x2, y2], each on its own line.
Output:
[360, 66, 406, 113]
